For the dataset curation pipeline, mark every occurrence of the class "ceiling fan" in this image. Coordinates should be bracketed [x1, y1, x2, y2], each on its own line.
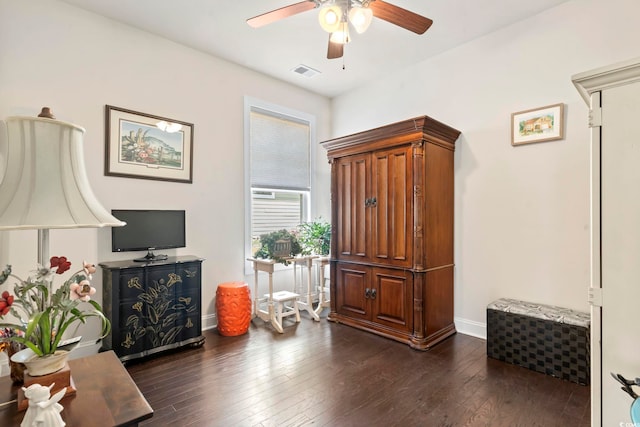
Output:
[247, 0, 433, 60]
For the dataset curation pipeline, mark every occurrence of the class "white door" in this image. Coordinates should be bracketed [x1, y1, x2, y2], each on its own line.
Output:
[600, 81, 640, 425]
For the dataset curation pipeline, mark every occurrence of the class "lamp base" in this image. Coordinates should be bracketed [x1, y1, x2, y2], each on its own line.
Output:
[17, 363, 76, 411]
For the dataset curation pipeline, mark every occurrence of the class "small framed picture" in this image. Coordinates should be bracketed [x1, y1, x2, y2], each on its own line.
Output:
[511, 103, 564, 146]
[105, 105, 194, 183]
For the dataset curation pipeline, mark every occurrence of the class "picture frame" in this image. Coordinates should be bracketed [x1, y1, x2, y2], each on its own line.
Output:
[105, 105, 194, 183]
[511, 103, 564, 146]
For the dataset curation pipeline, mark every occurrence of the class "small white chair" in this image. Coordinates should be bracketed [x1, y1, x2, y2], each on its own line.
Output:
[267, 290, 301, 326]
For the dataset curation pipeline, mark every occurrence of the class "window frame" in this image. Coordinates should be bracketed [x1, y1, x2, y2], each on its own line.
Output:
[244, 96, 317, 274]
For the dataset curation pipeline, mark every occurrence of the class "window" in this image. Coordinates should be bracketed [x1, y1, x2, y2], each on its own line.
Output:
[244, 97, 316, 270]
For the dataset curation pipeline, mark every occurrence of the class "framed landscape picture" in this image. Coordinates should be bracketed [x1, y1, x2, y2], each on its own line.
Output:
[105, 105, 194, 183]
[511, 103, 564, 146]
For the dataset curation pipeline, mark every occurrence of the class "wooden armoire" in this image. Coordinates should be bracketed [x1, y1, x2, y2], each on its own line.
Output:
[321, 116, 461, 350]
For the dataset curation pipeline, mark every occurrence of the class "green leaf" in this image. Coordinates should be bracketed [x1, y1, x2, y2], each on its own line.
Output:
[0, 265, 11, 285]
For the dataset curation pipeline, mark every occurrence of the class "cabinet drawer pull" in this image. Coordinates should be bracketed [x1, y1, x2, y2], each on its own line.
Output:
[365, 288, 371, 299]
[370, 288, 377, 299]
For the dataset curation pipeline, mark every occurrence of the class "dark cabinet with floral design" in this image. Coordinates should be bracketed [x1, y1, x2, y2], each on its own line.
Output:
[100, 256, 205, 362]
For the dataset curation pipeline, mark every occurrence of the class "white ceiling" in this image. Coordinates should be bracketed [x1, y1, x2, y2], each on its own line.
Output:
[59, 0, 570, 98]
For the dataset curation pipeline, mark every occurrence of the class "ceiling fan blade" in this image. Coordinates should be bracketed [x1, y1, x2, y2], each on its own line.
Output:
[327, 36, 344, 59]
[369, 0, 433, 34]
[247, 1, 317, 28]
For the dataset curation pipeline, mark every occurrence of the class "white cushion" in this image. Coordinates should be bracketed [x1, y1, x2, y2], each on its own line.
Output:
[487, 298, 590, 328]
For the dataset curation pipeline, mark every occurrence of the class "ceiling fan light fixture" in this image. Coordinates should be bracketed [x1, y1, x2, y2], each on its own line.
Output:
[348, 6, 373, 34]
[318, 4, 343, 33]
[330, 22, 351, 45]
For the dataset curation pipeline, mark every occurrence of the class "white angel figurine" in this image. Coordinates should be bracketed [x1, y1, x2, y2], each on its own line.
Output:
[21, 383, 66, 427]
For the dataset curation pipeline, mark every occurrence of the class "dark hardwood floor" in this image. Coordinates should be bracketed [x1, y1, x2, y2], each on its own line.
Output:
[126, 314, 590, 426]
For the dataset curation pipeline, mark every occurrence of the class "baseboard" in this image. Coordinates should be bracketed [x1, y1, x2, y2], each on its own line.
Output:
[202, 313, 217, 331]
[455, 316, 487, 340]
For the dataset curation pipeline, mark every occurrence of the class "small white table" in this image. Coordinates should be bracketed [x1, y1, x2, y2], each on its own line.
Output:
[313, 256, 330, 316]
[247, 257, 301, 333]
[292, 255, 320, 321]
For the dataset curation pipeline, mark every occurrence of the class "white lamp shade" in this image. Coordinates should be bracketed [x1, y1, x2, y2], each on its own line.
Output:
[348, 6, 373, 34]
[0, 115, 125, 230]
[330, 22, 351, 44]
[318, 4, 342, 33]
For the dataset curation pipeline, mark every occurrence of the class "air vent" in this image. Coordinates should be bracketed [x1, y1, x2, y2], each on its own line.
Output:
[291, 64, 320, 78]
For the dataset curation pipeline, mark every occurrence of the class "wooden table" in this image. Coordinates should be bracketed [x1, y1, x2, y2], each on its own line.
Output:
[0, 350, 153, 426]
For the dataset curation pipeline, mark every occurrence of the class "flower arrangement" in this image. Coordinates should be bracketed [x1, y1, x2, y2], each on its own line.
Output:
[0, 256, 110, 357]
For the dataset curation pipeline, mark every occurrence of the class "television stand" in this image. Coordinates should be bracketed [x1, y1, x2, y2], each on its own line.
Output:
[133, 250, 168, 262]
[99, 256, 205, 362]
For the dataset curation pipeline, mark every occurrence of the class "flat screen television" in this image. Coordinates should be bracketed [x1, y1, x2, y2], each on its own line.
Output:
[111, 209, 186, 262]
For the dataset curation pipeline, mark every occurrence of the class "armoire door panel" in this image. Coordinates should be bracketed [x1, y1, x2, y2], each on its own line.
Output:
[337, 160, 352, 256]
[372, 268, 411, 330]
[335, 264, 369, 320]
[391, 149, 410, 263]
[336, 155, 369, 261]
[424, 143, 454, 268]
[373, 154, 389, 260]
[372, 146, 412, 267]
[353, 157, 368, 257]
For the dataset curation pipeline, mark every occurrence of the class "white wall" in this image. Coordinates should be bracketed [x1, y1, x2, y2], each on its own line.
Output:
[0, 0, 332, 361]
[331, 0, 640, 337]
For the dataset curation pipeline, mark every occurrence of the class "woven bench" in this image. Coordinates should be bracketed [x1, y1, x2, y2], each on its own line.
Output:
[486, 298, 590, 385]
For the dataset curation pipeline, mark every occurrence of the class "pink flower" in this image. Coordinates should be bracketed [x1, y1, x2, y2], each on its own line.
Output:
[70, 280, 96, 302]
[83, 261, 96, 278]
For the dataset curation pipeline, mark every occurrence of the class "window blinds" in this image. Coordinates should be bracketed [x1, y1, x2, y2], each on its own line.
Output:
[250, 110, 310, 191]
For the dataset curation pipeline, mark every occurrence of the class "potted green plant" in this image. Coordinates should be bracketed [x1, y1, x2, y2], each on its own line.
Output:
[297, 219, 331, 256]
[0, 256, 111, 376]
[253, 229, 302, 265]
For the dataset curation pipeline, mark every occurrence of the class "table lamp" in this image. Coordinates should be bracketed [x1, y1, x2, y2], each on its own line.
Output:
[0, 107, 124, 264]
